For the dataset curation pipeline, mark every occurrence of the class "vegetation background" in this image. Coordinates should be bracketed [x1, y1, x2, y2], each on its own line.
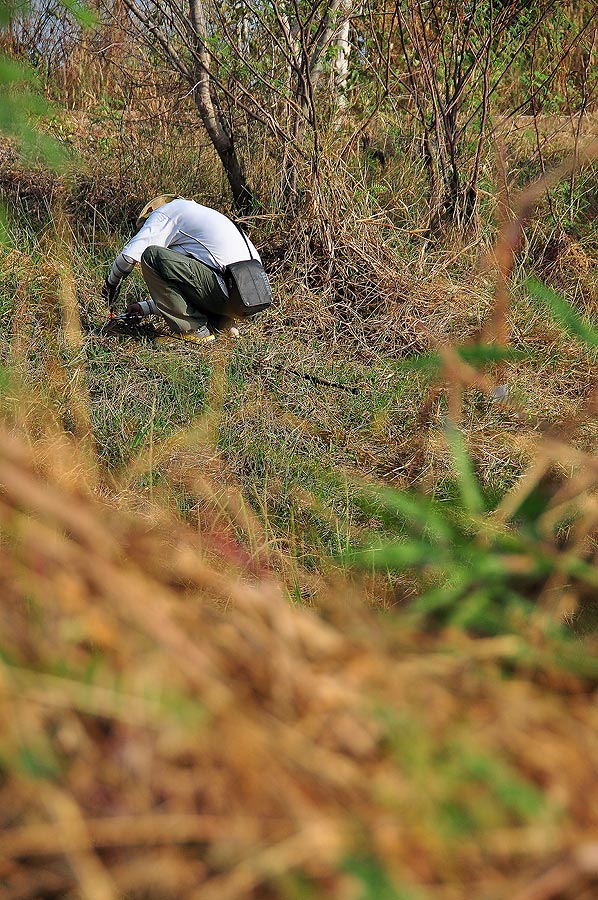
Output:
[0, 0, 598, 897]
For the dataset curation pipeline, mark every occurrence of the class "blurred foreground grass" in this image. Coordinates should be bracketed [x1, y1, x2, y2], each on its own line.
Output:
[0, 404, 598, 900]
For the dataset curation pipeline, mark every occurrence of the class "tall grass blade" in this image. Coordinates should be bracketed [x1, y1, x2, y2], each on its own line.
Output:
[445, 425, 485, 515]
[526, 277, 598, 348]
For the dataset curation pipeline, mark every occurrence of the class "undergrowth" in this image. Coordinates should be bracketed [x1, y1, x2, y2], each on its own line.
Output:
[2, 153, 598, 586]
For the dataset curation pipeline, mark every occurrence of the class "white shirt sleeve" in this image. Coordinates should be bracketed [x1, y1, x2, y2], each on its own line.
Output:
[119, 210, 180, 263]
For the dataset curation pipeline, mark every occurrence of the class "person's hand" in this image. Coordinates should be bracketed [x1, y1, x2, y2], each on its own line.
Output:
[102, 276, 121, 305]
[125, 302, 143, 318]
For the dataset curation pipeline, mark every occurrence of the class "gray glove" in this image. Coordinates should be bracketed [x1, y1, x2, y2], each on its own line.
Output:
[102, 276, 121, 305]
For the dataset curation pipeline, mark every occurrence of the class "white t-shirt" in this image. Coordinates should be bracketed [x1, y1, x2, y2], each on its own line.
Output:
[121, 199, 261, 268]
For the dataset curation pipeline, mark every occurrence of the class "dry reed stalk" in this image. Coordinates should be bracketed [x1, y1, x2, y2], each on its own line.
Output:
[512, 843, 598, 900]
[39, 784, 119, 900]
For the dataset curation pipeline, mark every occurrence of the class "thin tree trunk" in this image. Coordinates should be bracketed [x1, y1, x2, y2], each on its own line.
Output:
[333, 0, 352, 111]
[188, 0, 253, 211]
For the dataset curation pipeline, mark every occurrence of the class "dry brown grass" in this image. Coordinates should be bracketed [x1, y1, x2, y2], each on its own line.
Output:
[1, 416, 598, 900]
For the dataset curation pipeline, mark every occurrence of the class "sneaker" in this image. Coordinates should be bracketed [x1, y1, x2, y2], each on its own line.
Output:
[211, 319, 240, 339]
[156, 326, 215, 346]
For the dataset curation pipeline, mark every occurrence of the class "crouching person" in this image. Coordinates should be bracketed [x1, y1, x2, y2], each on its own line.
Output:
[102, 195, 271, 344]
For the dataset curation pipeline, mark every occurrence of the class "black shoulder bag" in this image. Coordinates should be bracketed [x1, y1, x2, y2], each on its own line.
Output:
[224, 227, 273, 318]
[183, 223, 273, 318]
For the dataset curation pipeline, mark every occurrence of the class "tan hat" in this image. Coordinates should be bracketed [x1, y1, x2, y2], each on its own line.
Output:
[135, 194, 180, 230]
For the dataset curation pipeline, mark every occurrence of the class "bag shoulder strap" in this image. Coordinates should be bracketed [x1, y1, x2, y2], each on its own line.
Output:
[232, 221, 254, 261]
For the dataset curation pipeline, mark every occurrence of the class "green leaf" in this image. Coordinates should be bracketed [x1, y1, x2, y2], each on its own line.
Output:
[401, 351, 442, 374]
[0, 83, 67, 169]
[463, 754, 544, 820]
[448, 590, 492, 629]
[0, 0, 96, 169]
[402, 344, 525, 375]
[526, 277, 598, 348]
[58, 0, 99, 28]
[343, 857, 421, 900]
[366, 487, 456, 544]
[0, 56, 35, 85]
[557, 553, 598, 589]
[347, 539, 440, 571]
[445, 425, 485, 515]
[18, 742, 60, 779]
[416, 573, 472, 609]
[458, 344, 527, 366]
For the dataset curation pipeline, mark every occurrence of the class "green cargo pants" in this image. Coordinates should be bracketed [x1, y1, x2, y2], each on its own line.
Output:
[140, 246, 228, 333]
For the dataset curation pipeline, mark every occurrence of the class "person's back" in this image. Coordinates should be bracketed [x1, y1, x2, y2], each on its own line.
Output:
[121, 199, 261, 271]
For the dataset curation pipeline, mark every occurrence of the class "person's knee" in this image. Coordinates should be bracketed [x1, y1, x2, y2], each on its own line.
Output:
[140, 245, 163, 274]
